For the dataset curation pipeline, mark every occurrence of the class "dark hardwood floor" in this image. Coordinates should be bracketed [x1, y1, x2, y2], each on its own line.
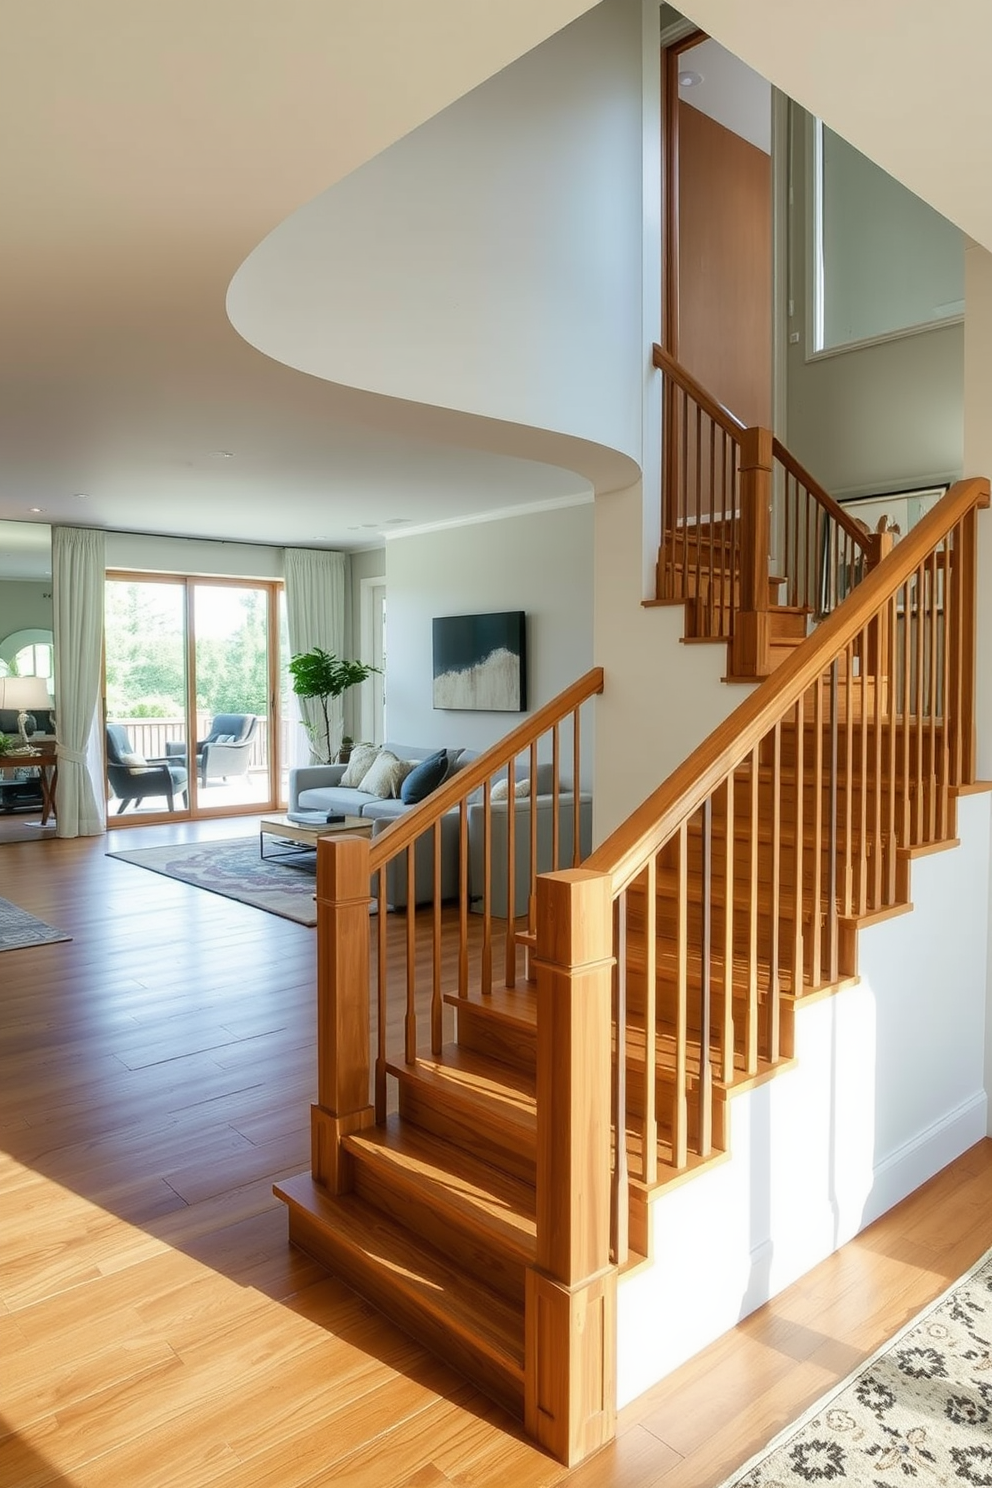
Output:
[2, 816, 991, 1487]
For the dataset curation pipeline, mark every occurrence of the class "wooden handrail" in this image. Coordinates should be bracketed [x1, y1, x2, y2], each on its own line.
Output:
[589, 477, 989, 893]
[653, 343, 745, 437]
[368, 666, 605, 871]
[772, 436, 871, 551]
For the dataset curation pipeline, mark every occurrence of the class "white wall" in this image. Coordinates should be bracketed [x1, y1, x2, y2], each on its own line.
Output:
[592, 480, 751, 840]
[228, 0, 645, 478]
[963, 241, 992, 1133]
[384, 503, 594, 767]
[618, 791, 991, 1405]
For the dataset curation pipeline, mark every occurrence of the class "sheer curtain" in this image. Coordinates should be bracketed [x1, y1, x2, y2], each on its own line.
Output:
[53, 526, 106, 836]
[284, 548, 348, 766]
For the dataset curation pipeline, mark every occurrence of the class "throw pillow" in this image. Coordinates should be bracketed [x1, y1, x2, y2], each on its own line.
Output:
[213, 733, 238, 744]
[358, 750, 414, 800]
[340, 742, 379, 787]
[119, 750, 147, 768]
[400, 749, 448, 805]
[490, 777, 530, 802]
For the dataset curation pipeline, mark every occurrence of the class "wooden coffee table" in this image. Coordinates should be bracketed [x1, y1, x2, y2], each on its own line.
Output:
[259, 812, 373, 866]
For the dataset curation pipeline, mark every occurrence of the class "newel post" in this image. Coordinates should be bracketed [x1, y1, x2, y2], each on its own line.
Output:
[731, 426, 774, 678]
[525, 868, 617, 1467]
[311, 834, 375, 1193]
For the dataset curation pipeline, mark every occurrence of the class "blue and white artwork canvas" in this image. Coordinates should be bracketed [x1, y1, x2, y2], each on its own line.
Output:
[432, 611, 527, 712]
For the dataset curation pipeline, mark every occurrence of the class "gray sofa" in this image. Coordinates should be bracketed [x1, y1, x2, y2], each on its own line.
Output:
[287, 743, 592, 913]
[288, 742, 477, 909]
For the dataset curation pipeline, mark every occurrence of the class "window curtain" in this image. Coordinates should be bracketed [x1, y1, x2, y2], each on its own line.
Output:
[52, 526, 106, 836]
[284, 548, 348, 766]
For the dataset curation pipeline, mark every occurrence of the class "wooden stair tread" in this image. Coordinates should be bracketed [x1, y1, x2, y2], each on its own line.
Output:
[275, 1173, 525, 1398]
[388, 1046, 536, 1129]
[623, 1022, 789, 1091]
[344, 1116, 536, 1262]
[443, 985, 537, 1031]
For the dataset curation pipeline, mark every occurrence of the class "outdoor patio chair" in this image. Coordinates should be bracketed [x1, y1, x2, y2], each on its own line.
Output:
[106, 723, 188, 813]
[167, 713, 258, 786]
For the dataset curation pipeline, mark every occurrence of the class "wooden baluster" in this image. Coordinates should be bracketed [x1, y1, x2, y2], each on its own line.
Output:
[809, 675, 824, 989]
[694, 404, 702, 619]
[927, 548, 939, 842]
[573, 708, 582, 866]
[744, 747, 759, 1075]
[783, 469, 792, 609]
[458, 800, 469, 997]
[529, 740, 539, 929]
[376, 867, 388, 1121]
[913, 561, 925, 844]
[948, 519, 965, 786]
[827, 660, 839, 984]
[707, 418, 716, 634]
[611, 894, 629, 1263]
[869, 613, 883, 913]
[673, 820, 688, 1168]
[884, 592, 898, 906]
[698, 800, 713, 1154]
[842, 643, 855, 917]
[720, 774, 735, 1084]
[768, 726, 781, 1064]
[937, 540, 951, 839]
[405, 844, 417, 1063]
[643, 858, 658, 1185]
[552, 724, 561, 870]
[731, 427, 773, 678]
[482, 779, 493, 995]
[900, 575, 912, 850]
[505, 757, 517, 986]
[432, 821, 443, 1053]
[857, 623, 869, 917]
[312, 835, 375, 1193]
[680, 390, 689, 596]
[791, 697, 805, 999]
[525, 868, 616, 1467]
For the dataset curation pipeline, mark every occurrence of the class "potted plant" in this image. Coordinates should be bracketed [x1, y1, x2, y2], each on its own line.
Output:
[288, 648, 379, 765]
[338, 734, 354, 765]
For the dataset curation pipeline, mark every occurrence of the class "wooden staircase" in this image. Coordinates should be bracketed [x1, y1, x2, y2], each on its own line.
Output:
[274, 369, 988, 1467]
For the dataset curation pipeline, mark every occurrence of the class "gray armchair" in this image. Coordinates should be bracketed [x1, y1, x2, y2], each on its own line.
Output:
[167, 713, 258, 785]
[106, 724, 188, 813]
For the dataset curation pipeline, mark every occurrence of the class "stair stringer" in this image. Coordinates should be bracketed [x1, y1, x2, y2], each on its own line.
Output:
[615, 788, 991, 1408]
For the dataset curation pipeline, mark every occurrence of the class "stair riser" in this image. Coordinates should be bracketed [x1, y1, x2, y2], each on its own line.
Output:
[453, 1000, 536, 1074]
[350, 1160, 527, 1306]
[396, 1078, 537, 1187]
[282, 1200, 524, 1421]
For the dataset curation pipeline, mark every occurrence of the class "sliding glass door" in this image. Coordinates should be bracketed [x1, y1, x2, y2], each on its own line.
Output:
[105, 574, 281, 821]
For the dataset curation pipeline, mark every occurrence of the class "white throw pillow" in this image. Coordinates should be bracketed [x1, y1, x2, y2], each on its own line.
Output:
[213, 733, 238, 744]
[490, 777, 530, 802]
[340, 742, 379, 787]
[119, 750, 147, 768]
[358, 750, 414, 800]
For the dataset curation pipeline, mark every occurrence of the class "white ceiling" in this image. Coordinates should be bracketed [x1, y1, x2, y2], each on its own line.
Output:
[2, 0, 989, 579]
[678, 37, 771, 155]
[0, 0, 600, 571]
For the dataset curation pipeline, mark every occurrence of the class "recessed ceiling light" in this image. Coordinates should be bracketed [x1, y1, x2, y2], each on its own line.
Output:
[679, 69, 702, 88]
[212, 450, 235, 459]
[29, 506, 43, 513]
[73, 492, 87, 499]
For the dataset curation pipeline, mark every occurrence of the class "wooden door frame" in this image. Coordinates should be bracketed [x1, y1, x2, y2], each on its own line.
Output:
[661, 26, 707, 360]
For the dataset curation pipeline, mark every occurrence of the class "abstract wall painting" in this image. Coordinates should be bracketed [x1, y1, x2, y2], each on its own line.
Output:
[432, 611, 527, 712]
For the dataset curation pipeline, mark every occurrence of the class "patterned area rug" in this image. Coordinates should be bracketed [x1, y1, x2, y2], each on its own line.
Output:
[720, 1246, 992, 1487]
[107, 835, 320, 926]
[0, 896, 71, 950]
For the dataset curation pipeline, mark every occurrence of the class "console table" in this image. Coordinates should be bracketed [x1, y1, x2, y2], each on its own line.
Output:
[0, 741, 58, 824]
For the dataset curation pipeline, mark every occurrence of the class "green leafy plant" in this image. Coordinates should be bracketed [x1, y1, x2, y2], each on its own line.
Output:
[288, 649, 379, 764]
[0, 732, 12, 756]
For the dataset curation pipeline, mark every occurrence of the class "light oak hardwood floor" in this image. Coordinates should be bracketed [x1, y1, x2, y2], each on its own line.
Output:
[2, 819, 991, 1487]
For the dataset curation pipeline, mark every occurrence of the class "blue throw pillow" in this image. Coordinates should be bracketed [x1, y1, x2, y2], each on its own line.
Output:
[400, 749, 448, 805]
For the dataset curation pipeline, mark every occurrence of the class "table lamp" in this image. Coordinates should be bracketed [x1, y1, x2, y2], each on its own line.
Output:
[0, 676, 51, 746]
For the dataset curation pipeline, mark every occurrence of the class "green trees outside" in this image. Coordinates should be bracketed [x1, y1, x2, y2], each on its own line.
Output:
[104, 581, 269, 720]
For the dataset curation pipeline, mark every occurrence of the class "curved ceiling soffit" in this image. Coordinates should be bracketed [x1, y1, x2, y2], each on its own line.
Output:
[226, 6, 645, 500]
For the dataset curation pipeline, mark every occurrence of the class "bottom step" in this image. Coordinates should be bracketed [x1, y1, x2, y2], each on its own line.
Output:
[274, 1171, 525, 1420]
